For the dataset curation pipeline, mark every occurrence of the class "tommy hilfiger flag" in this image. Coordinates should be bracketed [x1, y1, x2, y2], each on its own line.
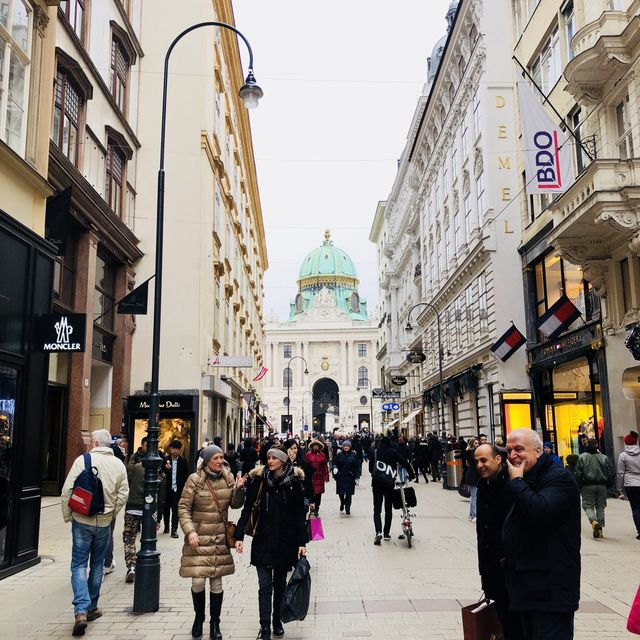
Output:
[537, 295, 582, 339]
[490, 325, 527, 363]
[252, 365, 268, 382]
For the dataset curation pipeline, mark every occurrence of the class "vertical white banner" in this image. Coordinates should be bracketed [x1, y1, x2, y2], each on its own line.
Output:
[518, 82, 575, 194]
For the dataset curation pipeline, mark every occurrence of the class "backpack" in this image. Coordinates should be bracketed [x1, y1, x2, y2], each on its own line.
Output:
[68, 453, 105, 516]
[371, 449, 397, 489]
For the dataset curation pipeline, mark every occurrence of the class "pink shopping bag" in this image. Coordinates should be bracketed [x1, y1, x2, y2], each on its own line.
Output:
[628, 584, 640, 634]
[309, 516, 324, 542]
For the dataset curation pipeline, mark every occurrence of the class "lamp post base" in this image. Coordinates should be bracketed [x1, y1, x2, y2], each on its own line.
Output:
[132, 551, 161, 613]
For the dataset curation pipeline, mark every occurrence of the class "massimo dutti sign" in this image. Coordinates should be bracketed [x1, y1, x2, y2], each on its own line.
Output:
[37, 313, 87, 352]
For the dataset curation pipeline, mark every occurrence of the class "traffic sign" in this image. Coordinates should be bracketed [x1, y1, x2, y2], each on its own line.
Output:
[382, 402, 400, 412]
[390, 403, 400, 411]
[382, 403, 391, 411]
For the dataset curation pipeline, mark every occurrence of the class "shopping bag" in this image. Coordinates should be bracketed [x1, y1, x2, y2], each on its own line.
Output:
[309, 516, 324, 541]
[628, 584, 640, 634]
[461, 598, 504, 640]
[280, 556, 311, 623]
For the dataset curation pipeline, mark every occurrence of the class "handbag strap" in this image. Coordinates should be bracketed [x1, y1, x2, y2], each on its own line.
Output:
[205, 478, 228, 526]
[254, 479, 264, 508]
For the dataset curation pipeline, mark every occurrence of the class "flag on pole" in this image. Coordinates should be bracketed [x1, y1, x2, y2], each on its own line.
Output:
[252, 365, 268, 382]
[490, 325, 527, 363]
[537, 295, 582, 339]
[117, 279, 150, 314]
[517, 82, 575, 194]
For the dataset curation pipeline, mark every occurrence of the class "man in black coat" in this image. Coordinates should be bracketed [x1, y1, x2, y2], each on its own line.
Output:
[162, 439, 189, 537]
[503, 428, 581, 639]
[427, 432, 442, 481]
[475, 444, 520, 639]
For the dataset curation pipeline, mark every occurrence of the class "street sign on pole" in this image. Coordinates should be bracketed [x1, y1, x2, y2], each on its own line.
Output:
[372, 389, 401, 399]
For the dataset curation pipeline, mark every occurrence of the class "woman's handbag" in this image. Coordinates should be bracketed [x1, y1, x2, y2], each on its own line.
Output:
[458, 483, 471, 499]
[205, 479, 236, 547]
[244, 480, 264, 537]
[460, 598, 504, 640]
[628, 584, 640, 634]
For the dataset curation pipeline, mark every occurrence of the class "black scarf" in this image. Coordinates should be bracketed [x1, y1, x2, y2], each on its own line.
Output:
[264, 461, 296, 490]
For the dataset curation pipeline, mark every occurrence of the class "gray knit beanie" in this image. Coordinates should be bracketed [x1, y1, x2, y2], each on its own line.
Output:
[201, 445, 223, 465]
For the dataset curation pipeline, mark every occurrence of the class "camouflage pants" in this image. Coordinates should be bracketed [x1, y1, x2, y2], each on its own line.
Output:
[122, 512, 142, 568]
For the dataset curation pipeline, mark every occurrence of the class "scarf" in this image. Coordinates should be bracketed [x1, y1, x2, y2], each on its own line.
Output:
[264, 460, 296, 490]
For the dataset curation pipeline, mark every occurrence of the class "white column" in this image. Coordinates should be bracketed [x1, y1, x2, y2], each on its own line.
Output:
[340, 340, 346, 385]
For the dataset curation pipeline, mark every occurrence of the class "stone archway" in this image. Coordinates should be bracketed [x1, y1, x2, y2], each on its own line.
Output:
[312, 378, 339, 433]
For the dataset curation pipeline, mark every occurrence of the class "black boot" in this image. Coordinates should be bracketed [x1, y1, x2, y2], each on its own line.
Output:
[210, 591, 223, 640]
[191, 590, 206, 639]
[258, 623, 271, 640]
[272, 617, 284, 637]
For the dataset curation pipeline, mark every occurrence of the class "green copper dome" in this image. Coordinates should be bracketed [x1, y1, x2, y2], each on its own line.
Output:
[297, 230, 359, 286]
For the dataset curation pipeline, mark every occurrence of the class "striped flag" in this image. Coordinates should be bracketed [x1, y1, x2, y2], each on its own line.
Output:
[537, 295, 581, 339]
[490, 325, 526, 363]
[252, 365, 268, 382]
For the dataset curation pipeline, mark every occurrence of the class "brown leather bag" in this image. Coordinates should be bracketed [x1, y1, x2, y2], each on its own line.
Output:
[461, 598, 504, 640]
[205, 478, 236, 547]
[244, 480, 264, 537]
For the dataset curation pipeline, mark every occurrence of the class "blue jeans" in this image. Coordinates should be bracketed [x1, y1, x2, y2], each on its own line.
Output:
[469, 485, 478, 519]
[70, 520, 111, 614]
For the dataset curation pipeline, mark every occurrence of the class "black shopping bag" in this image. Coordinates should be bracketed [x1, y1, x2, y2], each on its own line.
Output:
[461, 598, 504, 640]
[280, 556, 311, 623]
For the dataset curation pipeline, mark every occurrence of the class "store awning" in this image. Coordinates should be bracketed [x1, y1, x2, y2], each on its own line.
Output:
[385, 418, 400, 427]
[401, 407, 423, 424]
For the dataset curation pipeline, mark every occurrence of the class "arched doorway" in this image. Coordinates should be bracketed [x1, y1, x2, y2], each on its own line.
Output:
[312, 378, 339, 433]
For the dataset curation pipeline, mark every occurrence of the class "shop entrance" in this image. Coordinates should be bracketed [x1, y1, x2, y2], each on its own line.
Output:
[543, 356, 603, 462]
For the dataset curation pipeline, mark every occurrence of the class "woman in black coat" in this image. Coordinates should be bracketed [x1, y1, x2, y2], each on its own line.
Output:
[332, 440, 360, 515]
[235, 446, 307, 640]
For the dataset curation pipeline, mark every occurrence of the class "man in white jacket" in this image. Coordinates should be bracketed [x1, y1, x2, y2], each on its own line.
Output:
[61, 429, 129, 636]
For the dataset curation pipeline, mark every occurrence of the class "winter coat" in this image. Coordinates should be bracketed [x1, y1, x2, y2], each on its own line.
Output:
[465, 448, 481, 487]
[61, 447, 129, 527]
[235, 465, 308, 570]
[126, 460, 166, 514]
[163, 454, 189, 495]
[177, 466, 245, 579]
[574, 448, 614, 487]
[305, 444, 329, 495]
[238, 446, 259, 474]
[224, 451, 239, 477]
[502, 453, 581, 613]
[476, 467, 512, 598]
[332, 450, 361, 496]
[368, 443, 415, 489]
[617, 444, 640, 490]
[427, 437, 443, 462]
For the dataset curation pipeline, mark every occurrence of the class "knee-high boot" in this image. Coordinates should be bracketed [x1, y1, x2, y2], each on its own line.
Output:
[210, 591, 223, 640]
[191, 590, 206, 639]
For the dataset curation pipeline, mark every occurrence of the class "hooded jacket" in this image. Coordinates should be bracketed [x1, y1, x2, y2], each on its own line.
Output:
[305, 441, 329, 495]
[617, 444, 640, 491]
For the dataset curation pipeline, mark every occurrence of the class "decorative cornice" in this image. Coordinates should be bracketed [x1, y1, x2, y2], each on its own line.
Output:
[595, 209, 640, 232]
[582, 260, 609, 298]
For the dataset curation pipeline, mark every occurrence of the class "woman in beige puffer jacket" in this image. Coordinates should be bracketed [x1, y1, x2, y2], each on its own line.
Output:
[178, 445, 247, 640]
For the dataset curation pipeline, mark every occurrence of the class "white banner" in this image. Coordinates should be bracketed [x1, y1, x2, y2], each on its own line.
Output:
[518, 82, 575, 194]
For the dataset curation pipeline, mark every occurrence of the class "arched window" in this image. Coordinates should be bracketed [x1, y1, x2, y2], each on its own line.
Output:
[357, 366, 368, 387]
[283, 367, 292, 388]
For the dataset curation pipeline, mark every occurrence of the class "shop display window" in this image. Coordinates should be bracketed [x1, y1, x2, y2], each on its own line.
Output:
[0, 366, 18, 565]
[133, 418, 192, 464]
[502, 392, 533, 434]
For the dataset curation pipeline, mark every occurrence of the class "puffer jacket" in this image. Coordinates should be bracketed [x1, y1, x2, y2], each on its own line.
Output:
[305, 442, 329, 495]
[178, 465, 245, 579]
[617, 444, 640, 490]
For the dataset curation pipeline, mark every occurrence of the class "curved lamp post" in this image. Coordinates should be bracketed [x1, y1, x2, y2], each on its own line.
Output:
[133, 21, 262, 614]
[405, 301, 447, 487]
[286, 356, 309, 433]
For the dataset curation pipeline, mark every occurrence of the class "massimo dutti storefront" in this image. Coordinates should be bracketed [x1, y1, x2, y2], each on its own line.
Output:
[0, 210, 55, 578]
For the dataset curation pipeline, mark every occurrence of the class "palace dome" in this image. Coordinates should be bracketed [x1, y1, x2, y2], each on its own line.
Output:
[298, 230, 359, 287]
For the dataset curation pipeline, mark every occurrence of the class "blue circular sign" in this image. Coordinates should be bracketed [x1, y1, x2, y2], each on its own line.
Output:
[391, 403, 400, 411]
[382, 403, 391, 411]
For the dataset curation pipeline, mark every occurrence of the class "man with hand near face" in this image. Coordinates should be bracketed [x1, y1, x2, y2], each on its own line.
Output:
[503, 428, 580, 640]
[475, 444, 520, 639]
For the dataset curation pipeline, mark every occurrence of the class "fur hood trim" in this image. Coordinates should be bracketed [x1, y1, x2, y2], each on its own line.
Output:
[249, 464, 305, 480]
[308, 439, 325, 450]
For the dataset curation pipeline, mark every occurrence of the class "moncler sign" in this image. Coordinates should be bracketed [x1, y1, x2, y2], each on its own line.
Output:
[37, 313, 87, 353]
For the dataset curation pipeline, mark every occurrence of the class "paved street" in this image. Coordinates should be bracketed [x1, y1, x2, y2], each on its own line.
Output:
[1, 470, 637, 640]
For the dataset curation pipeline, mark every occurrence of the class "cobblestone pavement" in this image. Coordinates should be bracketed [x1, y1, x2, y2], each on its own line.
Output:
[1, 469, 637, 639]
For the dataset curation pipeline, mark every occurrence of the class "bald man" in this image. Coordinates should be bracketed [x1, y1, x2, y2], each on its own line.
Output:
[503, 429, 580, 640]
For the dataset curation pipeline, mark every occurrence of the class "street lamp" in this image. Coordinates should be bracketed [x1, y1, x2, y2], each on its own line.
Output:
[286, 356, 309, 434]
[405, 301, 447, 487]
[134, 21, 262, 614]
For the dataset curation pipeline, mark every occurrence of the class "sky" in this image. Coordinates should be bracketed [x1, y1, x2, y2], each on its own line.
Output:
[232, 0, 453, 320]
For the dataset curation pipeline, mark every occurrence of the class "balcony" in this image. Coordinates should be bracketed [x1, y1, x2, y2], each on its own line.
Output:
[547, 158, 640, 296]
[565, 3, 640, 104]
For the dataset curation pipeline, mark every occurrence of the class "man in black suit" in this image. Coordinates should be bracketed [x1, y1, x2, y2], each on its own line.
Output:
[163, 439, 189, 538]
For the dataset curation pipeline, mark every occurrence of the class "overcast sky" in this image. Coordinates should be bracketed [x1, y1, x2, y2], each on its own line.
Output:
[232, 0, 453, 320]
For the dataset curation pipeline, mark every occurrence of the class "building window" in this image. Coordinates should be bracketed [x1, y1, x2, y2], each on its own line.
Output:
[464, 194, 473, 239]
[59, 0, 85, 43]
[571, 108, 585, 174]
[358, 343, 367, 358]
[563, 1, 575, 61]
[476, 172, 486, 224]
[357, 366, 368, 386]
[105, 141, 125, 216]
[53, 232, 76, 308]
[621, 258, 632, 314]
[451, 146, 458, 181]
[472, 90, 481, 139]
[94, 254, 116, 330]
[52, 69, 82, 164]
[283, 344, 292, 359]
[530, 26, 561, 95]
[445, 225, 452, 265]
[454, 210, 462, 252]
[110, 36, 129, 113]
[513, 0, 522, 37]
[465, 286, 474, 342]
[478, 272, 488, 331]
[462, 115, 469, 159]
[616, 94, 634, 160]
[0, 0, 31, 155]
[283, 367, 292, 388]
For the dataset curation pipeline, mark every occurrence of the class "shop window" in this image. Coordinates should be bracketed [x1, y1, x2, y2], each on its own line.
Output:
[52, 232, 76, 309]
[59, 0, 85, 43]
[110, 36, 129, 113]
[357, 366, 368, 387]
[282, 367, 292, 389]
[52, 69, 82, 165]
[502, 392, 533, 435]
[94, 254, 116, 331]
[283, 344, 292, 359]
[0, 365, 18, 563]
[621, 258, 633, 313]
[0, 0, 32, 155]
[105, 141, 125, 217]
[358, 343, 367, 358]
[616, 94, 634, 160]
